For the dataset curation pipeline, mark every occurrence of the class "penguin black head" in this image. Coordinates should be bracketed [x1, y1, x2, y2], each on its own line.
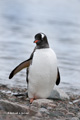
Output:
[34, 33, 49, 49]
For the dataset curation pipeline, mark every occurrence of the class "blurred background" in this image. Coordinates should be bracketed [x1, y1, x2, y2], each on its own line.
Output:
[0, 0, 80, 94]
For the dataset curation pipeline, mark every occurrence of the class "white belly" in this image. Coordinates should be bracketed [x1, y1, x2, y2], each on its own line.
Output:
[28, 48, 57, 99]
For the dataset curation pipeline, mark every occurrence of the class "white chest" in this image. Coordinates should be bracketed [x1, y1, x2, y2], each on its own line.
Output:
[28, 48, 57, 98]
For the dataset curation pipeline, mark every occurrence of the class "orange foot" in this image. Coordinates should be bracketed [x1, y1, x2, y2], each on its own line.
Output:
[30, 98, 35, 104]
[30, 97, 37, 104]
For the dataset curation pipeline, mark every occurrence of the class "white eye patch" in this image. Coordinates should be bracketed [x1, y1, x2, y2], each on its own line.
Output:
[41, 33, 45, 39]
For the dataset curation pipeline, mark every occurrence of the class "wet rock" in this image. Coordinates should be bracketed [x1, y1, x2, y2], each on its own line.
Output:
[48, 87, 69, 100]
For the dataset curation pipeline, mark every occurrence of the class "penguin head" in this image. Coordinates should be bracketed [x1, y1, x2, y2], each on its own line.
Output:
[34, 33, 49, 49]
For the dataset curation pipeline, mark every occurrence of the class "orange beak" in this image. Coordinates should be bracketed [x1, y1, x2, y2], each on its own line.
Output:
[34, 40, 39, 43]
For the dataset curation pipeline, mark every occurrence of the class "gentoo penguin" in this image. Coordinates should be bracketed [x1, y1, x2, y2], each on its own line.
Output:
[9, 33, 60, 103]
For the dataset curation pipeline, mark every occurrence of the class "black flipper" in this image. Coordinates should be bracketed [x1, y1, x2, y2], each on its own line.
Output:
[9, 59, 32, 79]
[26, 68, 29, 84]
[26, 47, 36, 84]
[56, 68, 60, 85]
[9, 47, 36, 80]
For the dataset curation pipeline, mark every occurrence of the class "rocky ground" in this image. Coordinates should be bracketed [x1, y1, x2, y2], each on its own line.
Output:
[0, 85, 80, 120]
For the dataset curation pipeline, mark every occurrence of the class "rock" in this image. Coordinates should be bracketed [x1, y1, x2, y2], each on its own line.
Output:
[48, 87, 69, 100]
[0, 114, 31, 120]
[73, 99, 80, 104]
[36, 112, 42, 117]
[47, 106, 53, 110]
[71, 117, 79, 120]
[74, 107, 79, 113]
[48, 103, 56, 108]
[39, 108, 49, 114]
[69, 102, 73, 105]
[32, 99, 56, 108]
[49, 111, 64, 117]
[72, 99, 80, 107]
[0, 99, 28, 113]
[77, 112, 80, 118]
[31, 116, 43, 120]
[30, 105, 38, 112]
[57, 108, 68, 114]
[0, 99, 37, 116]
[66, 112, 75, 117]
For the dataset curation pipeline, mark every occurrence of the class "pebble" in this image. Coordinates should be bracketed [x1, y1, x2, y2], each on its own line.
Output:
[32, 116, 42, 120]
[71, 117, 79, 120]
[77, 112, 80, 118]
[69, 102, 73, 105]
[39, 108, 49, 114]
[48, 103, 56, 108]
[0, 86, 80, 120]
[66, 112, 75, 117]
[36, 112, 42, 117]
[49, 111, 64, 117]
[57, 108, 68, 114]
[47, 106, 53, 110]
[73, 99, 80, 104]
[30, 106, 38, 112]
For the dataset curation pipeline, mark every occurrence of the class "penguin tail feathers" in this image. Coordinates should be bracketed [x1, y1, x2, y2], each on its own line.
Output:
[9, 59, 31, 79]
